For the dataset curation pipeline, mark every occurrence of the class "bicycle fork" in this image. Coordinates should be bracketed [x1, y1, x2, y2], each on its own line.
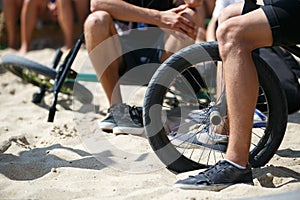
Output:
[48, 34, 85, 122]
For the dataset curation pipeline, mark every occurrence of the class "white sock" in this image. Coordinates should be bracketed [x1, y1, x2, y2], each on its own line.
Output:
[225, 159, 246, 169]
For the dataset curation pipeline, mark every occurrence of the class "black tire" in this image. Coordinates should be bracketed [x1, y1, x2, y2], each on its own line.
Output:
[1, 53, 93, 104]
[143, 42, 288, 173]
[1, 53, 57, 86]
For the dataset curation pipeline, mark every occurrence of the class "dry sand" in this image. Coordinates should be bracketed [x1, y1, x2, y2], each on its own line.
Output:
[0, 48, 300, 200]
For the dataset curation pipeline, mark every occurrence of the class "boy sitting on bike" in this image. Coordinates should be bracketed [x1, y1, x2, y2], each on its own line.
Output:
[174, 0, 300, 191]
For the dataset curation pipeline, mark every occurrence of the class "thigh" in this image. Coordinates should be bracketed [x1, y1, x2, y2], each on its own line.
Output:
[218, 2, 245, 24]
[161, 7, 200, 61]
[218, 6, 273, 50]
[3, 0, 23, 15]
[161, 30, 195, 62]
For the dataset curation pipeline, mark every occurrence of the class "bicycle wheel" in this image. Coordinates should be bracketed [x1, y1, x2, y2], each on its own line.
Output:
[1, 53, 57, 88]
[1, 53, 93, 104]
[143, 41, 288, 173]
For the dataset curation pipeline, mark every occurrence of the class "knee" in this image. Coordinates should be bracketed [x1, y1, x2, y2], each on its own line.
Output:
[23, 0, 32, 5]
[84, 11, 112, 34]
[216, 19, 245, 59]
[180, 7, 205, 25]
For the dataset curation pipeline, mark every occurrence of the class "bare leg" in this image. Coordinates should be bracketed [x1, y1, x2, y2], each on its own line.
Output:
[203, 0, 215, 18]
[84, 11, 123, 106]
[73, 0, 90, 29]
[56, 0, 74, 50]
[2, 0, 23, 49]
[193, 6, 207, 43]
[162, 6, 201, 61]
[19, 0, 48, 53]
[217, 4, 272, 167]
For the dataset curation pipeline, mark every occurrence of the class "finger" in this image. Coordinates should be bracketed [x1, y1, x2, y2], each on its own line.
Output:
[178, 16, 196, 35]
[179, 14, 195, 27]
[170, 4, 188, 13]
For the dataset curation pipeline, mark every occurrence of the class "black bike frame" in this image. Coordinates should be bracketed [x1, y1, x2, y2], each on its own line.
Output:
[48, 34, 85, 122]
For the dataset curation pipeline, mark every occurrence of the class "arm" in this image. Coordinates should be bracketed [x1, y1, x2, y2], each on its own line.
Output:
[90, 0, 196, 36]
[90, 0, 159, 24]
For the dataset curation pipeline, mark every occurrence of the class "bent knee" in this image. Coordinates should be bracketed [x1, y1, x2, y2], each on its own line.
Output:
[180, 7, 205, 25]
[216, 20, 250, 58]
[84, 11, 112, 32]
[218, 2, 244, 24]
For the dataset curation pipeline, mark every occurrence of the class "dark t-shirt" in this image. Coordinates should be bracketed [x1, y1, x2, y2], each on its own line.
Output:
[124, 0, 173, 10]
[117, 1, 173, 74]
[118, 0, 174, 28]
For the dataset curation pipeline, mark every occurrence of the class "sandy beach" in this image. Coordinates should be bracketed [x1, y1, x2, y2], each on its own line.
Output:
[0, 48, 300, 200]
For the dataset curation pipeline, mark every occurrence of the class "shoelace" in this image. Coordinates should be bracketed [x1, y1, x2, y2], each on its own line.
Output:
[109, 103, 127, 113]
[109, 103, 132, 122]
[109, 103, 143, 126]
[191, 161, 227, 179]
[129, 106, 143, 126]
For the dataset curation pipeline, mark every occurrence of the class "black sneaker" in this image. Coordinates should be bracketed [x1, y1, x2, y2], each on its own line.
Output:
[111, 104, 144, 135]
[98, 104, 123, 132]
[174, 160, 254, 191]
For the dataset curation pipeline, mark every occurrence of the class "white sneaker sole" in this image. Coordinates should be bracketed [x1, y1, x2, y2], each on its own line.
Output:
[173, 182, 232, 191]
[97, 120, 116, 131]
[113, 126, 145, 135]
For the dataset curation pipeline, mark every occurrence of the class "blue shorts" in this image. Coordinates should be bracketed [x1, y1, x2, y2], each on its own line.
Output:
[262, 0, 300, 46]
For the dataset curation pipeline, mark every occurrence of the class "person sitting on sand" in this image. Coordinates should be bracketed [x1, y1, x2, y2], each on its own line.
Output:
[2, 0, 89, 53]
[19, 0, 90, 53]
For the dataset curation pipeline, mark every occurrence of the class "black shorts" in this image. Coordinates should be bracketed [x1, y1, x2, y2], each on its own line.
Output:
[262, 0, 300, 46]
[118, 26, 165, 76]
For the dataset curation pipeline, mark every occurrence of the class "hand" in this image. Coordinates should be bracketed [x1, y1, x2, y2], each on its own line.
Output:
[184, 0, 203, 8]
[159, 5, 196, 37]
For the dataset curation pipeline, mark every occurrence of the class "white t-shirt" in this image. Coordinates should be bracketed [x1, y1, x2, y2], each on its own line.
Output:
[212, 0, 244, 18]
